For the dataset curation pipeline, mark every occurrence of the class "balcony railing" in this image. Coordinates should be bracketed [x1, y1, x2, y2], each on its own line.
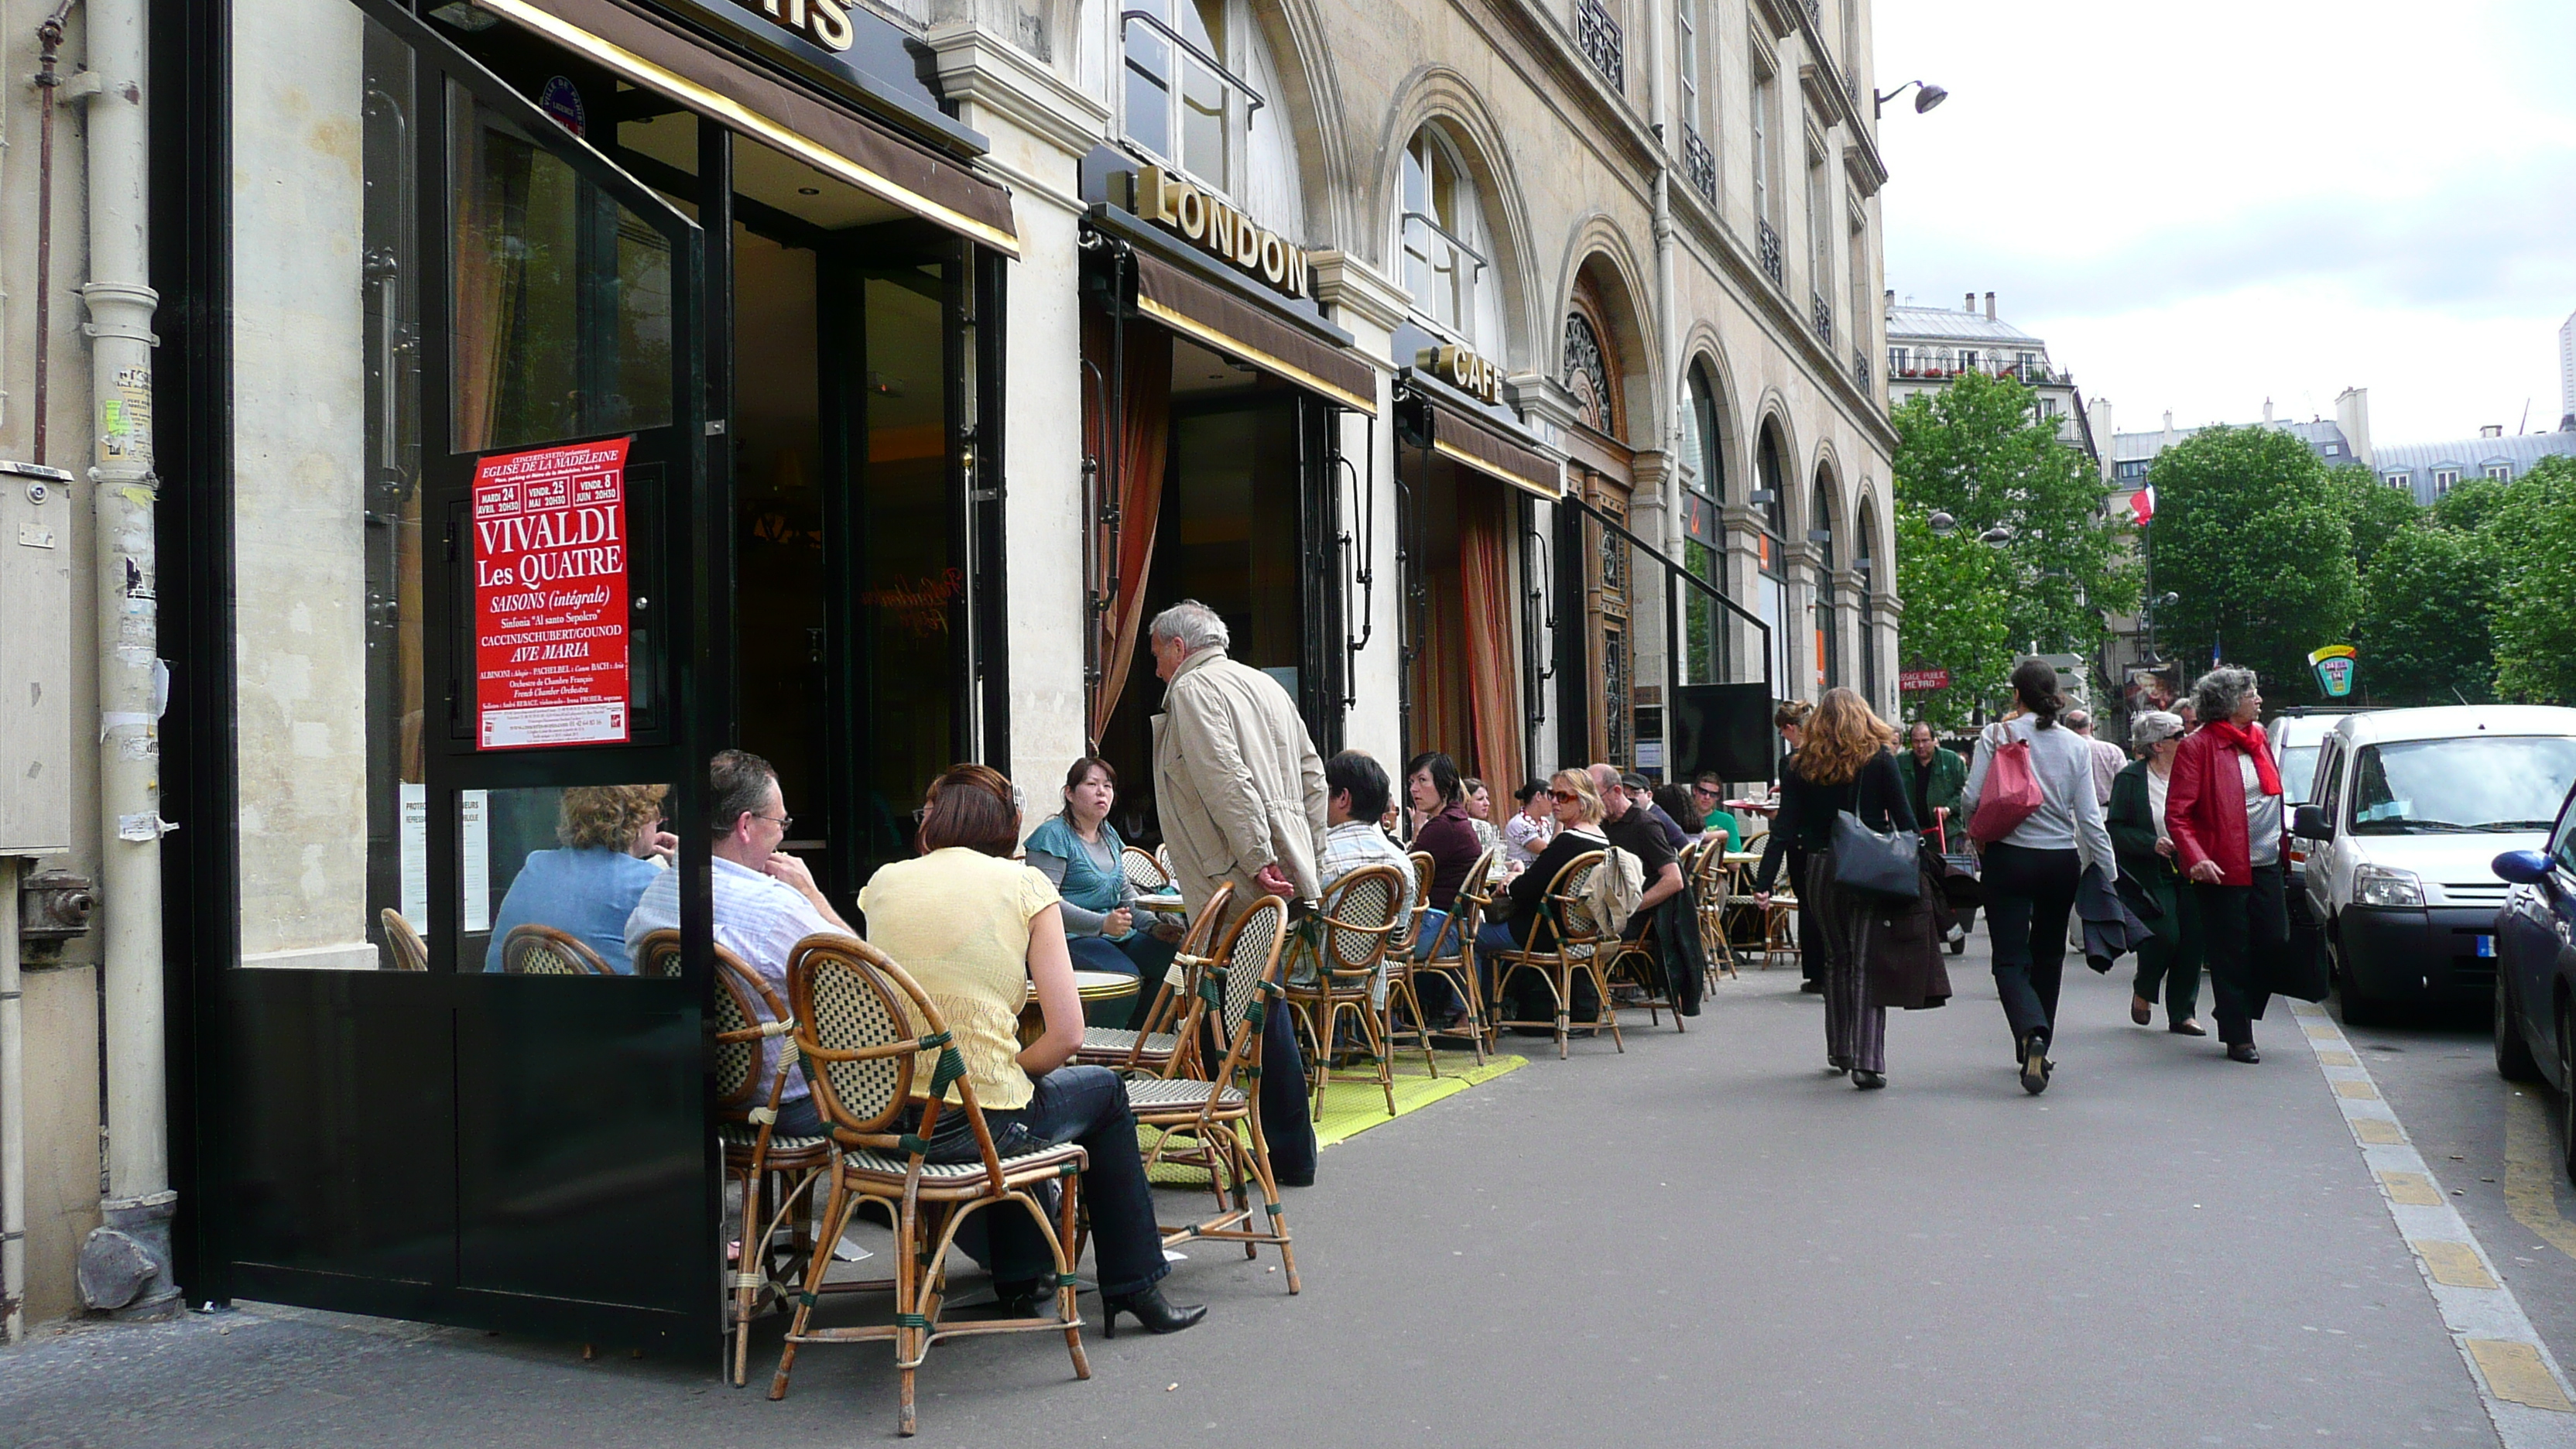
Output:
[1399, 211, 1487, 338]
[1801, 0, 1820, 22]
[1853, 348, 1870, 393]
[1575, 0, 1624, 91]
[1756, 218, 1783, 285]
[1810, 291, 1833, 347]
[1681, 124, 1717, 207]
[1886, 352, 2064, 386]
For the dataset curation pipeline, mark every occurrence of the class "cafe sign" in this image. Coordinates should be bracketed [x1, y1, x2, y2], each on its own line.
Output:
[1127, 166, 1311, 300]
[1415, 343, 1502, 405]
[731, 0, 855, 52]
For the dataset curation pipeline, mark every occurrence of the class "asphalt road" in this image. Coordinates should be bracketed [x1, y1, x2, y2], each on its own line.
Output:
[5, 940, 2567, 1448]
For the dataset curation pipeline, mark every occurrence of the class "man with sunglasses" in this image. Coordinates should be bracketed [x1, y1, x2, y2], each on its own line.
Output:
[1689, 772, 1742, 853]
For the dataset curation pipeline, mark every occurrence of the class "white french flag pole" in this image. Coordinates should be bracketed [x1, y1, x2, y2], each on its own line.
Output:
[2129, 485, 2156, 526]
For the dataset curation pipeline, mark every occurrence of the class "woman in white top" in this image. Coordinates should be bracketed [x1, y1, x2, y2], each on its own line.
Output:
[1959, 659, 2118, 1094]
[2108, 711, 2202, 1036]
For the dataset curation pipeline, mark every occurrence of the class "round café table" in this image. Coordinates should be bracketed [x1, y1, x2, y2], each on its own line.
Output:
[1019, 968, 1141, 1043]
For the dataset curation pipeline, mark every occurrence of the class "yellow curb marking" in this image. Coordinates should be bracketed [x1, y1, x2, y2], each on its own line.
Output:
[2352, 1118, 2406, 1145]
[2502, 1088, 2576, 1260]
[2315, 1050, 2358, 1067]
[2414, 1240, 2500, 1290]
[2334, 1079, 2382, 1101]
[2304, 1023, 2343, 1040]
[2468, 1338, 2576, 1413]
[2380, 1170, 2443, 1206]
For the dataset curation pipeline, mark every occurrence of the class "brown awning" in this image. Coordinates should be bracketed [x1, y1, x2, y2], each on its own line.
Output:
[1129, 249, 1377, 415]
[1417, 391, 1560, 500]
[471, 0, 1019, 257]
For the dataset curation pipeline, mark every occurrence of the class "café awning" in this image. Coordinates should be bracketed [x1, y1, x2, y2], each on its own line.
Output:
[1398, 372, 1560, 500]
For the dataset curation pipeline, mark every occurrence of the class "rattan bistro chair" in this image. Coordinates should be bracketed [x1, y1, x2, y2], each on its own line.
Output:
[1690, 841, 1741, 985]
[1385, 851, 1435, 957]
[1391, 848, 1497, 1070]
[379, 908, 427, 971]
[499, 923, 612, 975]
[768, 935, 1091, 1436]
[1120, 844, 1172, 895]
[1125, 895, 1300, 1293]
[1483, 849, 1625, 1059]
[1074, 882, 1236, 1072]
[1281, 863, 1406, 1118]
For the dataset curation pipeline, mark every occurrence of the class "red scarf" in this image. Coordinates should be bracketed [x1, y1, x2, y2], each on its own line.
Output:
[2204, 719, 2281, 796]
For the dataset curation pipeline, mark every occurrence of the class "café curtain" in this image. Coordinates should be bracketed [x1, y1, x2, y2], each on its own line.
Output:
[450, 108, 516, 454]
[1084, 313, 1173, 744]
[1458, 483, 1523, 786]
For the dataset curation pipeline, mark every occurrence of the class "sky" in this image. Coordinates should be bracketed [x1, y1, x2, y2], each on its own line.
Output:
[1872, 0, 2576, 446]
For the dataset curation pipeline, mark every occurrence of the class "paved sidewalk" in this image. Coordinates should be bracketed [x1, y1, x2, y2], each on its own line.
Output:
[1, 943, 2524, 1447]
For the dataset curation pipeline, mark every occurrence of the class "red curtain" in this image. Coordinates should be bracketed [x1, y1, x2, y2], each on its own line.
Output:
[1458, 483, 1523, 786]
[1083, 314, 1173, 745]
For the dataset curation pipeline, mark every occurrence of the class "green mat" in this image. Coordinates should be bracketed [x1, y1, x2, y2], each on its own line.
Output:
[1144, 1050, 1526, 1186]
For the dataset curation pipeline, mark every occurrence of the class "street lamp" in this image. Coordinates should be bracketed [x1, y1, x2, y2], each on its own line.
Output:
[1874, 80, 1948, 118]
[1976, 524, 2015, 546]
[1927, 510, 1957, 537]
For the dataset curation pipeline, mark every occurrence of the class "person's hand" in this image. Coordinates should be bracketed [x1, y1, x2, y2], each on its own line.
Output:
[762, 850, 820, 896]
[1150, 918, 1184, 943]
[1103, 907, 1135, 937]
[1254, 863, 1295, 898]
[1753, 892, 1771, 908]
[2187, 859, 2223, 884]
[2155, 837, 2175, 859]
[638, 829, 679, 863]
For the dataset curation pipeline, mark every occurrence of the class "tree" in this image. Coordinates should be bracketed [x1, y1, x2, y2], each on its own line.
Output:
[1892, 370, 2138, 673]
[2482, 455, 2576, 704]
[2144, 426, 2361, 704]
[1893, 509, 2016, 731]
[2325, 464, 2421, 577]
[2355, 524, 2498, 706]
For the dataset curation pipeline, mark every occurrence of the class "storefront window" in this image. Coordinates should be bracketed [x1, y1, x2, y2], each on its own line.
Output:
[471, 783, 677, 975]
[1757, 428, 1790, 697]
[1680, 364, 1725, 685]
[1812, 476, 1838, 690]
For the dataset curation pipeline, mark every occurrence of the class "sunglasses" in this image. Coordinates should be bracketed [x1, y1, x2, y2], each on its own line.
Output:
[1549, 789, 1581, 803]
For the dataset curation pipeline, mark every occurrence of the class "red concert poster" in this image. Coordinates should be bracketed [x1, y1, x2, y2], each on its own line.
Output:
[470, 438, 632, 750]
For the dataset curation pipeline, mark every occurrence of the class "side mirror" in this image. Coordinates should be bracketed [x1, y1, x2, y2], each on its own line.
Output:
[2291, 804, 2333, 841]
[2493, 849, 2552, 887]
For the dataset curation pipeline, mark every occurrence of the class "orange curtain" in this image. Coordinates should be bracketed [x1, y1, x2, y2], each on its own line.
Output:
[1458, 483, 1523, 786]
[1415, 574, 1465, 762]
[1083, 313, 1172, 745]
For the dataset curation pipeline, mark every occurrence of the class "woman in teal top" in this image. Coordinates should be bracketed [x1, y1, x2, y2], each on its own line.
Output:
[1022, 758, 1180, 1022]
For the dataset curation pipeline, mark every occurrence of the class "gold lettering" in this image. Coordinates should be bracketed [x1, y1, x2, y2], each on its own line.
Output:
[786, 0, 805, 25]
[1233, 210, 1262, 268]
[809, 0, 852, 49]
[1283, 244, 1307, 299]
[1206, 201, 1236, 259]
[1259, 233, 1286, 286]
[1175, 183, 1206, 242]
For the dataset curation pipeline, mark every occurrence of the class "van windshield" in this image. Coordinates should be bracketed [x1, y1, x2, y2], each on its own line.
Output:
[2348, 736, 2576, 834]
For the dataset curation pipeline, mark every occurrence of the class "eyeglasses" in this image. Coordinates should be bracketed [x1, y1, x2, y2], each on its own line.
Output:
[755, 812, 793, 833]
[1548, 789, 1581, 803]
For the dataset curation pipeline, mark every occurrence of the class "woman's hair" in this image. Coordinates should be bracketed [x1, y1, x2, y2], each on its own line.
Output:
[1794, 687, 1899, 786]
[917, 762, 1021, 857]
[1403, 751, 1463, 808]
[1515, 779, 1550, 806]
[1548, 769, 1607, 825]
[1062, 755, 1117, 796]
[1327, 750, 1393, 823]
[2009, 657, 2065, 729]
[1773, 699, 1815, 731]
[1461, 776, 1488, 799]
[2130, 710, 2185, 753]
[559, 783, 669, 851]
[2191, 666, 2260, 724]
[1652, 783, 1699, 828]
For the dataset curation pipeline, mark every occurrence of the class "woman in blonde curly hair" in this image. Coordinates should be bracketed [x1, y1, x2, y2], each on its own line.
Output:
[1752, 689, 1915, 1088]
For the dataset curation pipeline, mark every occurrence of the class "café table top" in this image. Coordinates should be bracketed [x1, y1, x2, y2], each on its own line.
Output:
[1721, 851, 1763, 865]
[1134, 892, 1187, 913]
[1023, 969, 1140, 1004]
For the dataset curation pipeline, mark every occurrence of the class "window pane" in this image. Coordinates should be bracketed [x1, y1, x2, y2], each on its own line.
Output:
[1123, 23, 1172, 159]
[232, 3, 420, 969]
[1181, 54, 1227, 183]
[858, 269, 957, 871]
[476, 783, 677, 975]
[450, 81, 673, 452]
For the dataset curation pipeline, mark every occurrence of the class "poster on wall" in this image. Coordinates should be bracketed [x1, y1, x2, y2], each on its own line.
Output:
[471, 438, 633, 749]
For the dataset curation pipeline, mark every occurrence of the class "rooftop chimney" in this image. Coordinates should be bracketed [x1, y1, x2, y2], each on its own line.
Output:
[1884, 288, 1895, 311]
[2163, 409, 2174, 430]
[1984, 291, 1996, 321]
[2480, 423, 2505, 438]
[1965, 292, 1977, 313]
[2334, 386, 2372, 468]
[2262, 398, 2273, 426]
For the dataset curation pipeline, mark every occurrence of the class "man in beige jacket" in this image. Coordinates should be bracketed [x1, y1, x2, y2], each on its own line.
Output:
[1149, 600, 1329, 918]
[1146, 598, 1325, 1184]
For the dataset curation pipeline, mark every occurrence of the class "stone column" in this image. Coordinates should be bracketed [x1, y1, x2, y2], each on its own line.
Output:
[1781, 540, 1821, 702]
[1718, 502, 1767, 691]
[1831, 565, 1864, 705]
[1510, 374, 1581, 771]
[1307, 251, 1408, 766]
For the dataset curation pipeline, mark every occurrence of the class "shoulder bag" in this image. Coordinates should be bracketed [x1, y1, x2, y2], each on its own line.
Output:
[1832, 809, 1922, 899]
[1968, 722, 2043, 844]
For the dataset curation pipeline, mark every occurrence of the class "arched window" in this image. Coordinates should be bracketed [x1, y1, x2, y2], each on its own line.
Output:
[1812, 473, 1838, 691]
[1396, 128, 1500, 348]
[1855, 504, 1882, 710]
[1099, 0, 1303, 223]
[1756, 425, 1790, 694]
[1679, 361, 1726, 683]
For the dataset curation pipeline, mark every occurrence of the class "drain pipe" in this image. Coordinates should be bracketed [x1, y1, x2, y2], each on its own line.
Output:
[73, 0, 176, 1317]
[30, 0, 77, 464]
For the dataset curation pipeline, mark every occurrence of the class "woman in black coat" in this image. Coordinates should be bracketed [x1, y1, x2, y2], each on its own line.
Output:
[1754, 687, 1917, 1089]
[2107, 710, 2203, 1034]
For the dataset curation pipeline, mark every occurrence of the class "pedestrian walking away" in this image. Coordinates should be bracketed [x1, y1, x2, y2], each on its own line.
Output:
[2163, 666, 2285, 1064]
[1959, 658, 2115, 1094]
[2107, 711, 2204, 1036]
[1754, 687, 1917, 1089]
[1755, 699, 1824, 992]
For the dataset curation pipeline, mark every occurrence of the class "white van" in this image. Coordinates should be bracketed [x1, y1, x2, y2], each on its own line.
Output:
[2294, 706, 2576, 1025]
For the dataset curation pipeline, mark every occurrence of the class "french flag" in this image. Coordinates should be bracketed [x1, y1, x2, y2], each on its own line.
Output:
[2129, 486, 2156, 526]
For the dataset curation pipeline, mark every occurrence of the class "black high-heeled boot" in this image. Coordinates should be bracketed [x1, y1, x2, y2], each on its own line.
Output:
[1101, 1283, 1208, 1338]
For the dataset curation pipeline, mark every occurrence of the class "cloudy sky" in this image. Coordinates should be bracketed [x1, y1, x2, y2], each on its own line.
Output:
[1872, 0, 2576, 446]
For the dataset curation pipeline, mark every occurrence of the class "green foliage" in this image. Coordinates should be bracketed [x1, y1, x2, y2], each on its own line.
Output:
[1890, 370, 2137, 704]
[2324, 464, 2422, 576]
[1892, 509, 2016, 731]
[2144, 426, 2361, 704]
[2483, 455, 2576, 704]
[2355, 524, 2498, 706]
[2430, 474, 2511, 534]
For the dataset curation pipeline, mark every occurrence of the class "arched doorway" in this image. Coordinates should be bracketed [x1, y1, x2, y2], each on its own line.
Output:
[1678, 358, 1728, 687]
[1754, 420, 1793, 701]
[1811, 467, 1839, 693]
[1555, 269, 1639, 768]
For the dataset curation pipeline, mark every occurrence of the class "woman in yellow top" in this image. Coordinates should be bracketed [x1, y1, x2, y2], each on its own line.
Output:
[858, 763, 1204, 1338]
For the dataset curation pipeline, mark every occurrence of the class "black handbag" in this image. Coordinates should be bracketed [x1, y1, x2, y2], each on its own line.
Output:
[1832, 810, 1923, 899]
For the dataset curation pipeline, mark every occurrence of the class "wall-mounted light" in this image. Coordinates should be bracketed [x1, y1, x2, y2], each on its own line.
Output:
[1873, 80, 1948, 118]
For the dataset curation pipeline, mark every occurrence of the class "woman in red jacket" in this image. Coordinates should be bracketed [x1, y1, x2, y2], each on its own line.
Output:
[2162, 666, 2284, 1064]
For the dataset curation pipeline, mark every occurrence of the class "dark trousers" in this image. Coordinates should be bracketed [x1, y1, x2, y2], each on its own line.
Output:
[1790, 848, 1821, 984]
[1196, 992, 1315, 1187]
[1804, 855, 1885, 1073]
[2193, 865, 2283, 1047]
[1983, 841, 2081, 1050]
[769, 1066, 1170, 1297]
[2132, 882, 2204, 1023]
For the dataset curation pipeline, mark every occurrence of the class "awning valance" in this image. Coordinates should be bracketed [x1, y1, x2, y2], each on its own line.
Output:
[1398, 372, 1560, 500]
[471, 0, 1020, 257]
[1128, 251, 1377, 414]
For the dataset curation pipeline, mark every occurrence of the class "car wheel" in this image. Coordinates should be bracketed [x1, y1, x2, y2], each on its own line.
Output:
[2332, 937, 2384, 1028]
[2497, 971, 2543, 1083]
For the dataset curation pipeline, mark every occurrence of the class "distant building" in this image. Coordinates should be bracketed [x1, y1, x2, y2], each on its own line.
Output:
[2560, 307, 2574, 431]
[2104, 391, 2369, 498]
[2375, 427, 2576, 505]
[1885, 291, 2098, 466]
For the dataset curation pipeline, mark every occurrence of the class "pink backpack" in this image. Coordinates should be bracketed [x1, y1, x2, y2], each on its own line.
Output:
[1968, 724, 2044, 844]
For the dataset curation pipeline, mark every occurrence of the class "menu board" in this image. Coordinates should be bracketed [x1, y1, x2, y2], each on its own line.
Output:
[471, 439, 632, 749]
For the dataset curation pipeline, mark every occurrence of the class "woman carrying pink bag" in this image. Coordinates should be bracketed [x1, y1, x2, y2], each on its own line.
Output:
[1959, 659, 2115, 1095]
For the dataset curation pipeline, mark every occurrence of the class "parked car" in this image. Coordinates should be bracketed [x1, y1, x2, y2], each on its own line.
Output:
[2291, 706, 2576, 1026]
[2269, 707, 2373, 990]
[2491, 786, 2576, 1181]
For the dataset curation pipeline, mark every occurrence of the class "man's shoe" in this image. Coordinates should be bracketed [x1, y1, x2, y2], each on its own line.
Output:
[2170, 1019, 2207, 1036]
[1850, 1069, 1886, 1090]
[2019, 1033, 2051, 1095]
[2227, 1042, 2260, 1064]
[2131, 994, 2153, 1026]
[1101, 1284, 1208, 1338]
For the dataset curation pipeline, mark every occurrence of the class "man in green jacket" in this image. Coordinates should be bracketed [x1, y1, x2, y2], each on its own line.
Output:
[1896, 721, 1966, 843]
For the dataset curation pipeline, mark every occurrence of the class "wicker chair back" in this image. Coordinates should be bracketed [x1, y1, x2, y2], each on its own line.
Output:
[379, 908, 427, 971]
[1213, 895, 1289, 1041]
[709, 944, 786, 1113]
[1120, 845, 1171, 893]
[500, 923, 611, 975]
[1316, 863, 1403, 973]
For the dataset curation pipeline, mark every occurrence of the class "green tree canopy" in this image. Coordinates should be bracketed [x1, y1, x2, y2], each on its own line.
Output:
[2355, 523, 2498, 707]
[2325, 464, 2421, 576]
[1892, 509, 2016, 731]
[1891, 370, 2136, 699]
[2483, 455, 2576, 704]
[2144, 426, 2361, 704]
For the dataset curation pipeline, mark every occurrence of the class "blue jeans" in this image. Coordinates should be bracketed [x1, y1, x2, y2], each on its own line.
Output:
[1068, 931, 1182, 1029]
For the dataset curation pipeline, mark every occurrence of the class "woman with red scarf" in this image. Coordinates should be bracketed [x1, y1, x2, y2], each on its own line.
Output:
[2163, 666, 2284, 1064]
